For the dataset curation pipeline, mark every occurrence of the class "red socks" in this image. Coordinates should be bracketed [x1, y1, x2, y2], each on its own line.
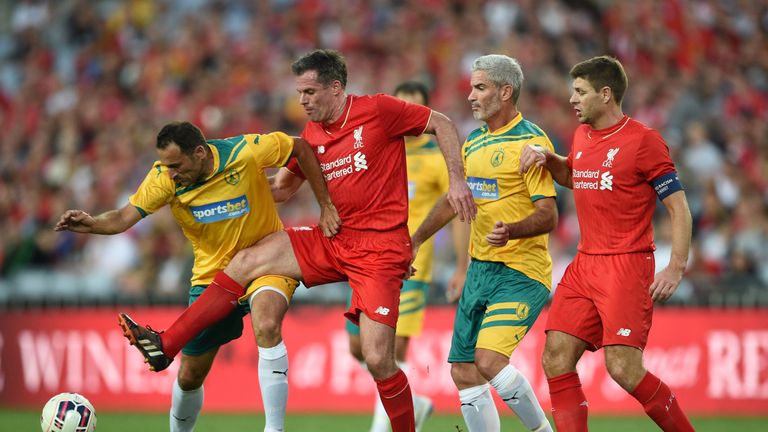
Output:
[547, 372, 589, 432]
[631, 372, 694, 432]
[375, 369, 415, 432]
[161, 272, 245, 357]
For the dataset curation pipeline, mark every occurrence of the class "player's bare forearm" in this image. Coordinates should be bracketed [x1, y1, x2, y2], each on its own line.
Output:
[520, 145, 572, 189]
[426, 110, 477, 221]
[446, 219, 471, 303]
[546, 153, 573, 189]
[425, 111, 463, 178]
[649, 191, 692, 302]
[269, 168, 304, 203]
[451, 219, 471, 272]
[55, 204, 141, 235]
[487, 197, 557, 246]
[412, 196, 456, 249]
[664, 191, 692, 272]
[291, 138, 340, 236]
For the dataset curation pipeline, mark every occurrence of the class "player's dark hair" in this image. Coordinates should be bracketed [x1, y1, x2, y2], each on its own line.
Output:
[156, 121, 206, 155]
[570, 56, 628, 105]
[291, 49, 348, 89]
[393, 81, 430, 106]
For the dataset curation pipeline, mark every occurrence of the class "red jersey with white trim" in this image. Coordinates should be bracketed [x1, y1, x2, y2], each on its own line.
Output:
[567, 116, 676, 254]
[287, 94, 432, 232]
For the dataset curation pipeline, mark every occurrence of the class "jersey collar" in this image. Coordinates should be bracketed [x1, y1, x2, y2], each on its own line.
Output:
[485, 112, 523, 135]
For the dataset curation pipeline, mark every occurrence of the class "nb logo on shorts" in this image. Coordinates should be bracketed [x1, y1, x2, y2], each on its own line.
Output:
[374, 306, 390, 316]
[616, 328, 632, 337]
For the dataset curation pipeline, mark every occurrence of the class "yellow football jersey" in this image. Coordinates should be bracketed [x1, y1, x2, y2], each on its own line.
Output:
[463, 113, 556, 289]
[129, 132, 294, 286]
[406, 135, 449, 283]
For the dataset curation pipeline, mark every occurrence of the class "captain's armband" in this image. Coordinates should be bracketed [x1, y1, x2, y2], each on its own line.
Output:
[652, 171, 684, 200]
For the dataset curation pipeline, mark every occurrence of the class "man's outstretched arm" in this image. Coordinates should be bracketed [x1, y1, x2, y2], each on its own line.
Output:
[54, 204, 142, 235]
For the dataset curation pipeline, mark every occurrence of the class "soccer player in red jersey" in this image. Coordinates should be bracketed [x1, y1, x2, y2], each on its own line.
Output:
[520, 56, 695, 432]
[122, 49, 476, 432]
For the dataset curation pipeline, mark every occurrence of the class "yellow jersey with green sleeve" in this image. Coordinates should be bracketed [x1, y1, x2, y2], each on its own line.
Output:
[463, 113, 556, 289]
[128, 132, 294, 286]
[406, 135, 450, 283]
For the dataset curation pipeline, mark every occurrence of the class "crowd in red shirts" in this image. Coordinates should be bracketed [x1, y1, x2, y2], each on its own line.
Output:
[1, 0, 765, 304]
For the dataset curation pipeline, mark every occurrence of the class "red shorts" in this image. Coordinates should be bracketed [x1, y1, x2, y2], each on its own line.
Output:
[546, 251, 655, 351]
[286, 225, 412, 329]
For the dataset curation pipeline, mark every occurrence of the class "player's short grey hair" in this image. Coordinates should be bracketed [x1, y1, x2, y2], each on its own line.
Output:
[472, 55, 524, 103]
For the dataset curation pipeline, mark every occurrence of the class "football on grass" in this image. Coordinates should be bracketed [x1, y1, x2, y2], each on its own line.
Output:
[40, 392, 97, 432]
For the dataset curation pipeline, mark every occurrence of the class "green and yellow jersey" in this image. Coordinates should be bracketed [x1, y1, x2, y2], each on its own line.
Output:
[462, 113, 556, 289]
[406, 135, 449, 283]
[129, 132, 294, 286]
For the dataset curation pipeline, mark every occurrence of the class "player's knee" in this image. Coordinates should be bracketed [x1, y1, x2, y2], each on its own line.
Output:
[363, 351, 392, 377]
[541, 347, 570, 377]
[177, 369, 206, 390]
[253, 315, 282, 344]
[474, 358, 499, 381]
[450, 363, 478, 388]
[605, 356, 642, 391]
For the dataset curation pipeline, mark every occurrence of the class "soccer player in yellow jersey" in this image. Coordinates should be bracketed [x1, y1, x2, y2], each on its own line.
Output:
[345, 81, 470, 432]
[411, 55, 557, 431]
[55, 121, 339, 432]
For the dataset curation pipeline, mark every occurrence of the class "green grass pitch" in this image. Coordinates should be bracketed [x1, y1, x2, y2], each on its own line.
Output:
[14, 409, 768, 431]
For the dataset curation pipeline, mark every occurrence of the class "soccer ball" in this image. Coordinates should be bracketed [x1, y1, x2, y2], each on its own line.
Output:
[40, 392, 97, 432]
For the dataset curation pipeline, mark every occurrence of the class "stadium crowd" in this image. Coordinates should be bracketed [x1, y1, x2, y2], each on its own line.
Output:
[0, 0, 766, 305]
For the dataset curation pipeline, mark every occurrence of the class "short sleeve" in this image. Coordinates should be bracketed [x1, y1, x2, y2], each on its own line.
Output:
[524, 136, 557, 201]
[375, 94, 432, 139]
[248, 132, 295, 169]
[128, 162, 175, 217]
[284, 157, 305, 179]
[636, 129, 676, 182]
[566, 131, 576, 170]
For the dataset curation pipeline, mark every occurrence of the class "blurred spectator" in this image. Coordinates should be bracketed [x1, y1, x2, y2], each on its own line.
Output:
[0, 0, 766, 305]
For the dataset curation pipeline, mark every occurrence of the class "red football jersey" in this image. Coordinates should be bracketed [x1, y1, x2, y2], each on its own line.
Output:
[287, 94, 432, 232]
[567, 116, 677, 254]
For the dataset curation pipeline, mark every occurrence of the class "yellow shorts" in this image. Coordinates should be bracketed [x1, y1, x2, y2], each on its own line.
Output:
[238, 275, 299, 305]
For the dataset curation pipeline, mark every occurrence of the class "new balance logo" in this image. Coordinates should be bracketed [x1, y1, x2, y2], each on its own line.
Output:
[354, 151, 368, 171]
[616, 328, 632, 337]
[600, 171, 613, 190]
[374, 306, 390, 316]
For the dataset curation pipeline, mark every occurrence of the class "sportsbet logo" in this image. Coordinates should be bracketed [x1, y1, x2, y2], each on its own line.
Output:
[190, 195, 250, 224]
[466, 176, 499, 200]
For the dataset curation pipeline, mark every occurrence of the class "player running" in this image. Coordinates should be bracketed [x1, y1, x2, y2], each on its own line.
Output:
[412, 54, 555, 432]
[345, 81, 471, 432]
[520, 55, 695, 432]
[119, 49, 476, 432]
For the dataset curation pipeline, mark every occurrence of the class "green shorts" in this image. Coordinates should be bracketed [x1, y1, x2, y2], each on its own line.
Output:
[345, 279, 430, 337]
[448, 260, 549, 363]
[181, 285, 250, 356]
